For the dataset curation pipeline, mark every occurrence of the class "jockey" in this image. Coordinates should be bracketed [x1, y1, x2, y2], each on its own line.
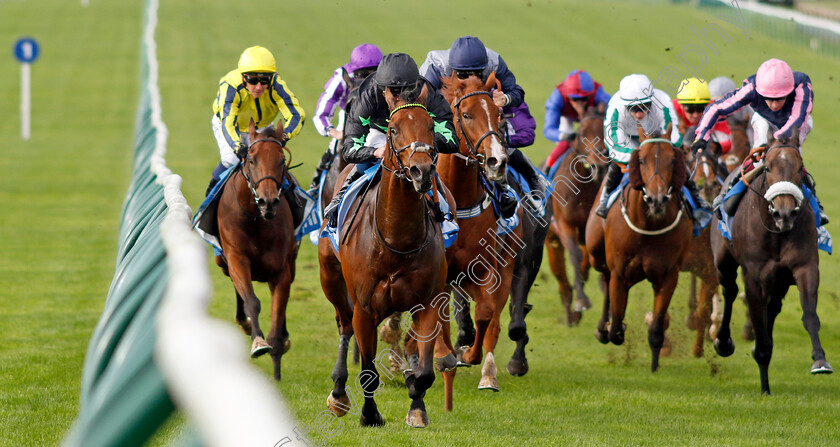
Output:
[692, 58, 826, 224]
[544, 70, 612, 170]
[419, 36, 549, 205]
[596, 74, 711, 218]
[674, 77, 732, 154]
[309, 44, 383, 191]
[322, 52, 460, 227]
[207, 46, 306, 194]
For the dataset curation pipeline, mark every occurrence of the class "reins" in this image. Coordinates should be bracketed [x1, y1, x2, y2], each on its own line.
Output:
[452, 90, 504, 169]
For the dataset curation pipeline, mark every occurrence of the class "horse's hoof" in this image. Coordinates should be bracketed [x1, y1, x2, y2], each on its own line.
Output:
[573, 297, 592, 312]
[595, 328, 609, 344]
[237, 316, 252, 335]
[360, 411, 385, 427]
[714, 337, 735, 357]
[659, 339, 672, 358]
[811, 359, 834, 375]
[405, 409, 429, 428]
[282, 338, 291, 354]
[610, 327, 625, 346]
[455, 346, 475, 367]
[327, 392, 350, 417]
[435, 353, 458, 373]
[250, 337, 272, 358]
[456, 328, 475, 349]
[506, 357, 529, 377]
[478, 375, 499, 391]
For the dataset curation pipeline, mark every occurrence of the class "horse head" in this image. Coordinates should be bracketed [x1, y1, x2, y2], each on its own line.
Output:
[763, 129, 804, 232]
[244, 119, 289, 220]
[628, 124, 686, 217]
[443, 71, 507, 181]
[383, 83, 436, 193]
[573, 109, 609, 178]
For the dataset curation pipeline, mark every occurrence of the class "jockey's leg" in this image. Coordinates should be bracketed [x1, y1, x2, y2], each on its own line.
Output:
[283, 175, 305, 229]
[309, 148, 335, 191]
[205, 162, 228, 196]
[802, 168, 829, 225]
[595, 161, 623, 218]
[323, 164, 362, 227]
[509, 149, 551, 192]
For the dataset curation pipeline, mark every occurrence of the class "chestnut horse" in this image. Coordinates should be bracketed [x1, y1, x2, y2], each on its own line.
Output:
[318, 84, 454, 427]
[216, 121, 298, 381]
[438, 73, 524, 387]
[585, 130, 692, 372]
[544, 111, 609, 326]
[711, 133, 833, 395]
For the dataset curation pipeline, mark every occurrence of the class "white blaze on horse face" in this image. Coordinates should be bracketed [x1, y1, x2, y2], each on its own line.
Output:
[703, 163, 711, 178]
[482, 101, 506, 162]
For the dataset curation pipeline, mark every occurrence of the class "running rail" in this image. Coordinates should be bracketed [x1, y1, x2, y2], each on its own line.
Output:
[62, 0, 296, 445]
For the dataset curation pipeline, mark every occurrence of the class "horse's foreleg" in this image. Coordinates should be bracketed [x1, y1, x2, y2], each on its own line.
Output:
[234, 290, 251, 335]
[693, 272, 717, 358]
[607, 273, 628, 346]
[461, 282, 488, 366]
[227, 256, 269, 357]
[713, 252, 739, 358]
[794, 267, 833, 375]
[742, 277, 773, 394]
[452, 287, 475, 350]
[353, 306, 384, 427]
[405, 305, 439, 428]
[267, 268, 292, 381]
[686, 275, 699, 330]
[649, 270, 679, 372]
[545, 230, 575, 326]
[558, 220, 591, 312]
[595, 272, 611, 344]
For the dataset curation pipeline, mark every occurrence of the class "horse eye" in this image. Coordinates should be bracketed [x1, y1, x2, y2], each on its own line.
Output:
[462, 113, 470, 119]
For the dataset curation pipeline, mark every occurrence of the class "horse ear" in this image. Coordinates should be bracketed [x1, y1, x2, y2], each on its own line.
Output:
[484, 71, 498, 91]
[628, 150, 644, 190]
[665, 122, 673, 140]
[670, 144, 688, 190]
[383, 87, 398, 111]
[416, 82, 429, 106]
[766, 126, 776, 146]
[790, 126, 801, 147]
[636, 122, 648, 141]
[249, 118, 257, 140]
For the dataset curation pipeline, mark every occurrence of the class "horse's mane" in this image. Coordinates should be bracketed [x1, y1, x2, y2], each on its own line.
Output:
[628, 139, 687, 190]
[260, 125, 285, 141]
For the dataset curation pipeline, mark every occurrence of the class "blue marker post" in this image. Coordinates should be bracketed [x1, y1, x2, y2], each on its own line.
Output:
[13, 38, 40, 141]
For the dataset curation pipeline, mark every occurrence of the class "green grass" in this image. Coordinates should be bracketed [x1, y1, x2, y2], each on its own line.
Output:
[2, 0, 840, 445]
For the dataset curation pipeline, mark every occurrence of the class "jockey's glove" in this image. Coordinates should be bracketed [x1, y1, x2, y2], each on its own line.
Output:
[236, 142, 248, 161]
[690, 139, 707, 153]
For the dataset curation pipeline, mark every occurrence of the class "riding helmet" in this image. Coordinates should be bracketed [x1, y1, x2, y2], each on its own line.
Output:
[374, 53, 420, 88]
[677, 77, 710, 105]
[346, 43, 383, 73]
[449, 36, 489, 71]
[238, 46, 276, 74]
[755, 58, 794, 98]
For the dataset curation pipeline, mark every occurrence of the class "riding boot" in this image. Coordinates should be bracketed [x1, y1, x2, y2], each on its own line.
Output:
[308, 149, 334, 191]
[595, 161, 622, 218]
[283, 177, 305, 230]
[494, 177, 518, 219]
[802, 169, 829, 225]
[205, 162, 228, 197]
[685, 179, 712, 218]
[508, 149, 550, 216]
[324, 165, 362, 227]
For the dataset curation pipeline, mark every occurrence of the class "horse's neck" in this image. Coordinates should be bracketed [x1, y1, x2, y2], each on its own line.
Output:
[233, 171, 259, 216]
[437, 152, 484, 206]
[375, 173, 429, 245]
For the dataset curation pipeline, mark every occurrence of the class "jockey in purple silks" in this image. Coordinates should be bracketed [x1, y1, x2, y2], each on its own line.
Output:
[308, 44, 383, 190]
[692, 58, 827, 225]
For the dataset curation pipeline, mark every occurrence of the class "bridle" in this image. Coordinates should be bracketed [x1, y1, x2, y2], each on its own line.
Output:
[451, 90, 504, 169]
[637, 138, 676, 204]
[620, 138, 684, 236]
[240, 137, 291, 207]
[382, 103, 437, 181]
[746, 143, 806, 231]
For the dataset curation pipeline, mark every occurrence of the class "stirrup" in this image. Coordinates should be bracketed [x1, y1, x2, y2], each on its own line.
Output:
[595, 201, 608, 218]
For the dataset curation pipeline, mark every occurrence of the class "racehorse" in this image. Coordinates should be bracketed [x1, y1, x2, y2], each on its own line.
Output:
[438, 72, 524, 386]
[679, 147, 727, 357]
[722, 115, 751, 172]
[544, 110, 609, 326]
[585, 127, 692, 372]
[215, 120, 298, 381]
[318, 84, 455, 427]
[711, 131, 833, 394]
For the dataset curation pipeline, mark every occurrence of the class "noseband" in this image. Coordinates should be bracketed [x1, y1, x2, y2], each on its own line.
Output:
[620, 138, 684, 236]
[241, 137, 290, 205]
[384, 103, 437, 181]
[452, 90, 504, 169]
[638, 138, 675, 203]
[751, 144, 805, 224]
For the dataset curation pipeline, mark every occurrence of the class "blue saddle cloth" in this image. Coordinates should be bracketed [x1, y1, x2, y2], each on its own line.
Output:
[716, 180, 832, 254]
[319, 162, 459, 252]
[192, 163, 320, 256]
[604, 174, 712, 237]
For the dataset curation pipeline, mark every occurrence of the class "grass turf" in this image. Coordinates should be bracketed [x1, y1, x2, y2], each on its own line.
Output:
[1, 0, 840, 445]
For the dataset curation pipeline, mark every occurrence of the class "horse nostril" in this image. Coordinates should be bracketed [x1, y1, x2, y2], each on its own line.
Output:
[486, 157, 499, 169]
[409, 166, 422, 180]
[271, 197, 281, 208]
[257, 198, 266, 208]
[771, 210, 781, 220]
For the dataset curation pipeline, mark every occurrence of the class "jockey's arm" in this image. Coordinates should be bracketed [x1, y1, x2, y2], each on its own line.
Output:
[271, 77, 306, 140]
[313, 68, 347, 138]
[775, 78, 813, 139]
[543, 89, 564, 142]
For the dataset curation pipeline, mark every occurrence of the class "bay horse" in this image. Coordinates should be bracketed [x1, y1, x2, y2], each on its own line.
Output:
[711, 131, 833, 394]
[318, 84, 455, 427]
[585, 128, 693, 372]
[216, 120, 298, 381]
[678, 147, 727, 358]
[544, 110, 609, 326]
[438, 72, 524, 387]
